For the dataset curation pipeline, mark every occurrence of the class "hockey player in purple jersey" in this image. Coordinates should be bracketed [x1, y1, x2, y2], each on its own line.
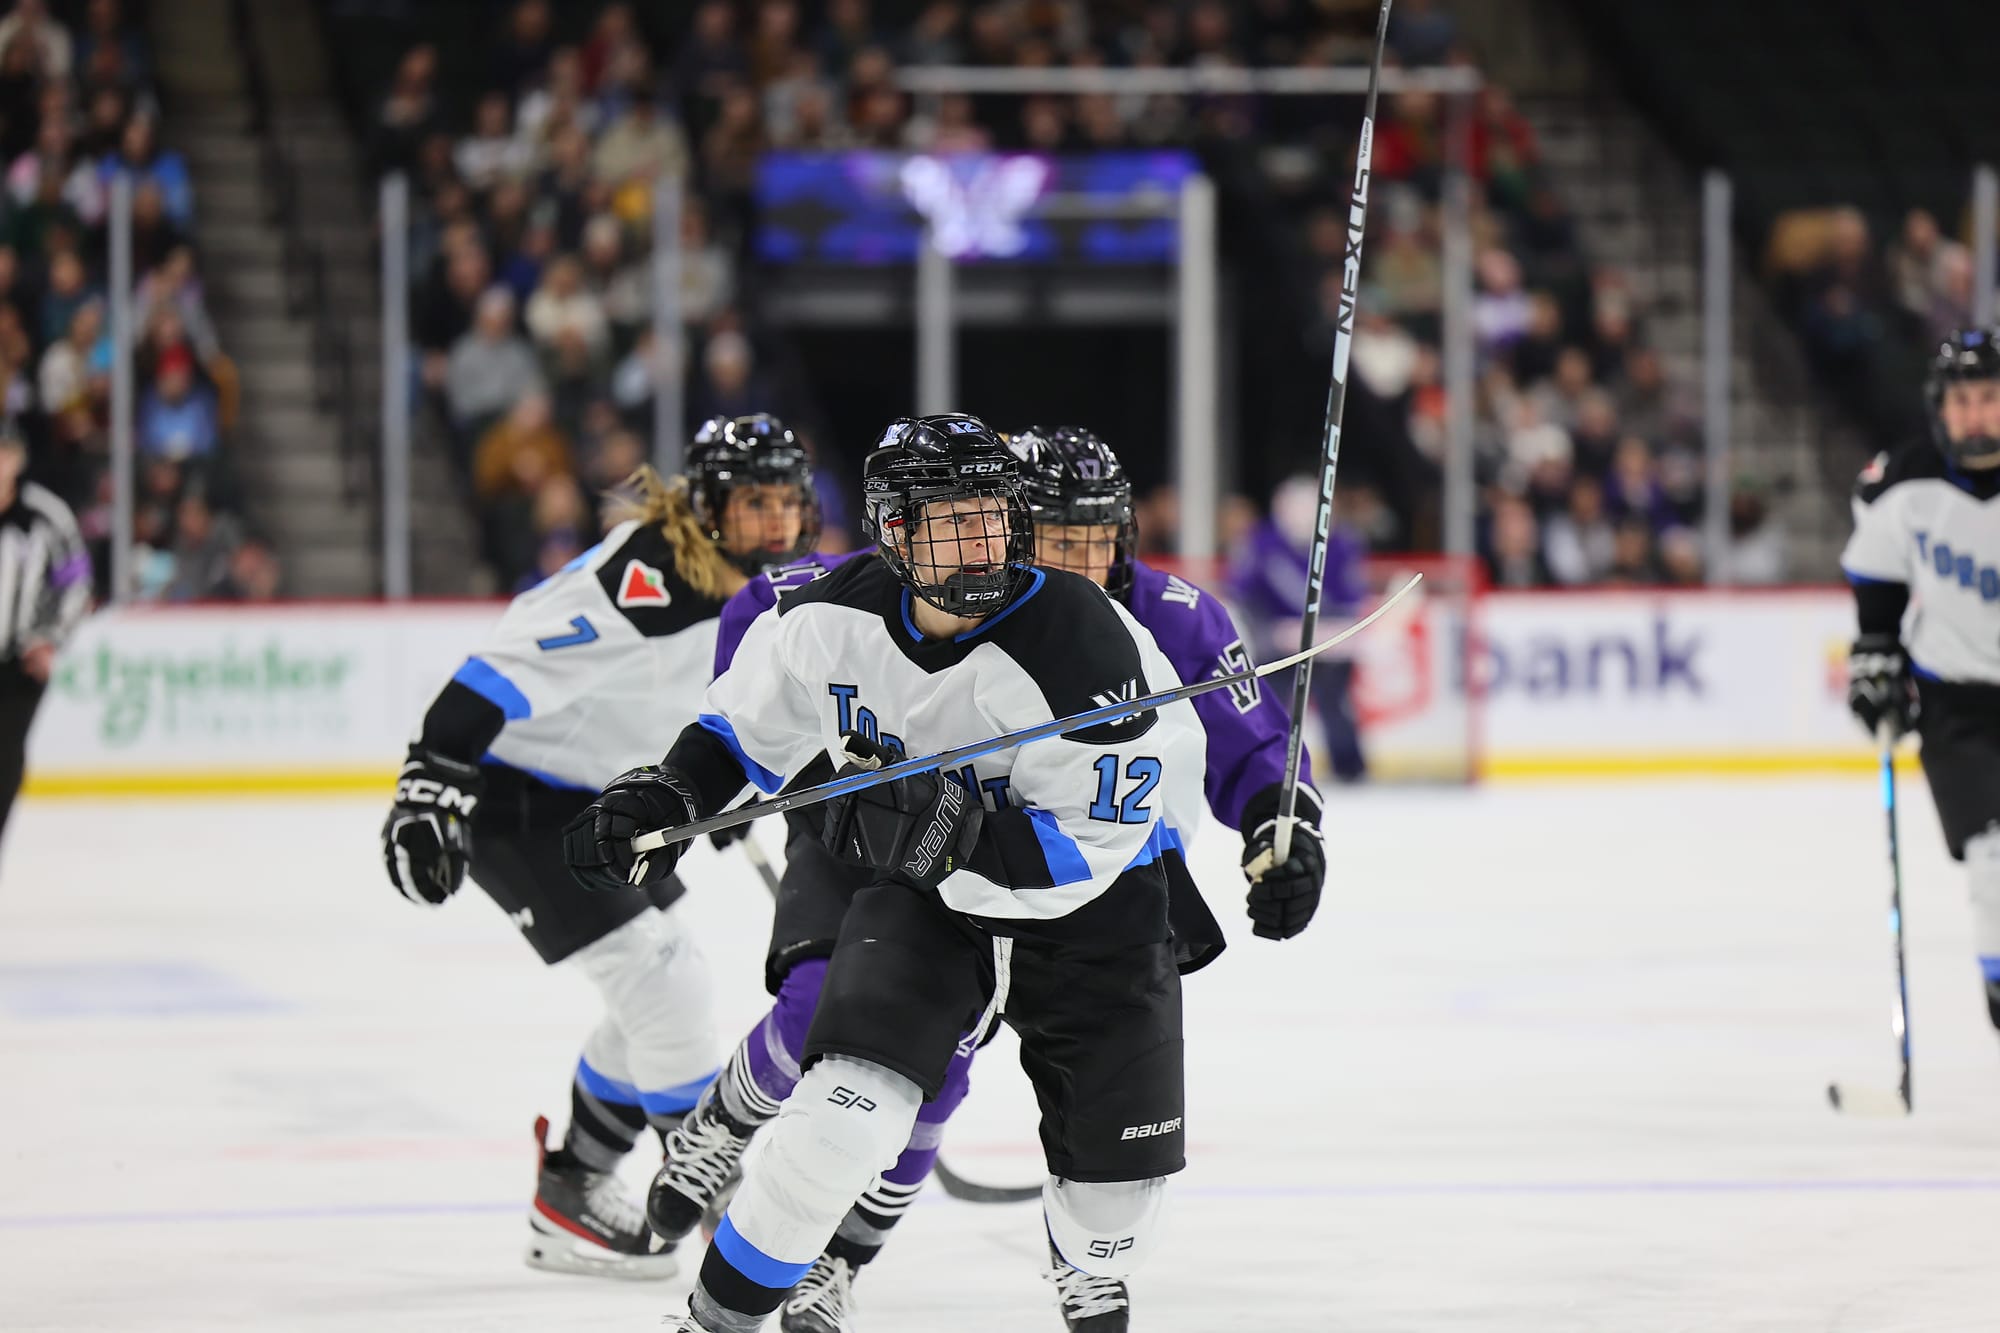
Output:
[1011, 425, 1327, 930]
[635, 428, 1325, 1332]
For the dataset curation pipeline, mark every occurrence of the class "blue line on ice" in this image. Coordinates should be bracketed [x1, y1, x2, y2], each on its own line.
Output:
[8, 1178, 2000, 1229]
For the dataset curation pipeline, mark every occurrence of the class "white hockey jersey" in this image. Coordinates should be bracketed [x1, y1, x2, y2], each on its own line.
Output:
[701, 558, 1208, 924]
[440, 520, 731, 788]
[1841, 442, 2000, 685]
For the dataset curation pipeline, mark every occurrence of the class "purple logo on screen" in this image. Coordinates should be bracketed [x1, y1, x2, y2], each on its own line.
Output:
[897, 155, 1053, 260]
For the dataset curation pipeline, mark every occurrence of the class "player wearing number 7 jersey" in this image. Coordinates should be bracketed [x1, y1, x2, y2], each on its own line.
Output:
[378, 415, 819, 1279]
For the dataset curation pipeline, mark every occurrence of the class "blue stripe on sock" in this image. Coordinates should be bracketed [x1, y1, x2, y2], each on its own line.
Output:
[712, 1213, 814, 1290]
[638, 1070, 718, 1117]
[1979, 956, 2000, 984]
[574, 1057, 641, 1107]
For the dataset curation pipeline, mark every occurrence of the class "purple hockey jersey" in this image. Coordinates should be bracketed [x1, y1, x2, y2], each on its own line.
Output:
[716, 552, 1310, 838]
[713, 551, 859, 675]
[1124, 559, 1312, 835]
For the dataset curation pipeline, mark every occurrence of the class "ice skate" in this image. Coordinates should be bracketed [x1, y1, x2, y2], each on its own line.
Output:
[524, 1116, 676, 1280]
[1046, 1242, 1130, 1332]
[780, 1250, 859, 1332]
[648, 1082, 762, 1240]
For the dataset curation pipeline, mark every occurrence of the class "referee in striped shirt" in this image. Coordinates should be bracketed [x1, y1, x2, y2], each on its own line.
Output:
[0, 427, 89, 842]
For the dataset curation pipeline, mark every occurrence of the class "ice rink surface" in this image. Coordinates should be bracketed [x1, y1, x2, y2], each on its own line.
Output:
[3, 778, 1998, 1332]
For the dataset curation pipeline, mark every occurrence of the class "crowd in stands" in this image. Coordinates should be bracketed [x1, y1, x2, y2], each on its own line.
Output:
[0, 0, 274, 602]
[1773, 200, 1994, 452]
[382, 0, 1728, 592]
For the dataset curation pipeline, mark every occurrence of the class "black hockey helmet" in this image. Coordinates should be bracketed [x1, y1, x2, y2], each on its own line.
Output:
[862, 413, 1035, 619]
[1924, 327, 2000, 467]
[1008, 424, 1138, 599]
[687, 413, 822, 573]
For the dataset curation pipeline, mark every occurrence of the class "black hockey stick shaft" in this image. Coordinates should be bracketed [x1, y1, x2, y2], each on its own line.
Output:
[1827, 721, 1912, 1117]
[630, 574, 1420, 855]
[1273, 0, 1394, 864]
[931, 1157, 1042, 1205]
[1883, 720, 1912, 1110]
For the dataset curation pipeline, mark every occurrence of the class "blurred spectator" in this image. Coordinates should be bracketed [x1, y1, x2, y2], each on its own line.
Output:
[691, 328, 769, 421]
[1886, 208, 1968, 328]
[75, 0, 147, 95]
[447, 286, 543, 435]
[372, 44, 439, 174]
[217, 535, 282, 601]
[579, 212, 646, 341]
[1657, 526, 1703, 587]
[1604, 516, 1657, 585]
[137, 345, 219, 462]
[37, 296, 104, 416]
[164, 486, 241, 601]
[1229, 473, 1369, 781]
[491, 0, 554, 99]
[473, 391, 570, 505]
[1473, 248, 1532, 367]
[1543, 475, 1614, 585]
[454, 90, 535, 191]
[1716, 485, 1786, 585]
[592, 96, 689, 193]
[1386, 0, 1456, 67]
[524, 254, 608, 357]
[1484, 493, 1551, 588]
[37, 248, 95, 348]
[99, 113, 190, 226]
[0, 0, 71, 80]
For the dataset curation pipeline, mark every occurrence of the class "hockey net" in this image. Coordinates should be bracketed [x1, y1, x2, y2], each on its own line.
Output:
[1148, 553, 1483, 785]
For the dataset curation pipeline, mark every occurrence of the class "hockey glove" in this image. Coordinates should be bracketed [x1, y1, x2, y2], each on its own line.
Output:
[563, 765, 702, 893]
[821, 731, 983, 891]
[381, 746, 484, 906]
[1240, 784, 1326, 941]
[1847, 633, 1919, 738]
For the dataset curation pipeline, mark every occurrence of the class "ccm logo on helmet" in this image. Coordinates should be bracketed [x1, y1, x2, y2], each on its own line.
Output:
[1119, 1117, 1181, 1141]
[958, 459, 1007, 474]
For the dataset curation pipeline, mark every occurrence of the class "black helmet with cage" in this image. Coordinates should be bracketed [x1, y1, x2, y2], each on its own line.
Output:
[1924, 327, 2000, 467]
[686, 413, 822, 573]
[861, 413, 1035, 618]
[1008, 424, 1138, 599]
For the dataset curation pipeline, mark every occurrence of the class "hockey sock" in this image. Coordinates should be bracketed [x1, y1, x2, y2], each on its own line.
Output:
[564, 1057, 647, 1173]
[717, 958, 831, 1124]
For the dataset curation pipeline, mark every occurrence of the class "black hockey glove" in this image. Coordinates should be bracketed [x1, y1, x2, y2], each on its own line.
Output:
[821, 731, 983, 891]
[1847, 633, 1919, 738]
[563, 765, 702, 893]
[381, 746, 483, 906]
[1240, 784, 1326, 941]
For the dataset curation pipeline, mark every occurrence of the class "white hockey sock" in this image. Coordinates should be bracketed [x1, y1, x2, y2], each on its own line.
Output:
[1967, 827, 2000, 1025]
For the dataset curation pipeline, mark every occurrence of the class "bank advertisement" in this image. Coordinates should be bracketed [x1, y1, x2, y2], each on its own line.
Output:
[20, 590, 1874, 794]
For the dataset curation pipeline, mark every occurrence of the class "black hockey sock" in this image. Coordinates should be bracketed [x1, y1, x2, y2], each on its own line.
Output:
[563, 1076, 647, 1174]
[694, 1248, 794, 1326]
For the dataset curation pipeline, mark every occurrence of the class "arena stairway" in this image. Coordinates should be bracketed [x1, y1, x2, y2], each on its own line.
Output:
[1449, 0, 1851, 579]
[149, 0, 479, 596]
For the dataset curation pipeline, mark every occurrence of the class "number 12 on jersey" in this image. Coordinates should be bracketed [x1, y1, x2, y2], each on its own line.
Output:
[1089, 755, 1162, 824]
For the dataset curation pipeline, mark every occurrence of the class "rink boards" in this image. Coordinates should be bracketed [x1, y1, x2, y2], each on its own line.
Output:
[20, 587, 1876, 795]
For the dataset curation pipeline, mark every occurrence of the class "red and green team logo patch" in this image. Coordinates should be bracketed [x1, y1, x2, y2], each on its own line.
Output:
[616, 560, 672, 608]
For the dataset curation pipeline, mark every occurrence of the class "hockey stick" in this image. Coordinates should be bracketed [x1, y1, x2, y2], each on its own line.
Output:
[631, 573, 1421, 857]
[1827, 720, 1912, 1117]
[739, 831, 782, 897]
[931, 1155, 1042, 1205]
[1269, 0, 1395, 866]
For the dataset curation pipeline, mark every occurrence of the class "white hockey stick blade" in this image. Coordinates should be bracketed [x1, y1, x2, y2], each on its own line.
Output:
[629, 574, 1424, 855]
[1825, 1082, 1910, 1117]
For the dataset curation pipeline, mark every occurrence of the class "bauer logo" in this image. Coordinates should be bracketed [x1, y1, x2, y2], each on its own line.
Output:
[1119, 1117, 1181, 1140]
[51, 636, 357, 747]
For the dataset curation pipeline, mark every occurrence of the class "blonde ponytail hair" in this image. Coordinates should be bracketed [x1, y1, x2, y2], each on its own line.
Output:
[603, 464, 740, 601]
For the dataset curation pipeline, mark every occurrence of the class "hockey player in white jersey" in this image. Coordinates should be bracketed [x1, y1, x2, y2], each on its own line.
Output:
[565, 414, 1211, 1333]
[1842, 327, 2000, 1040]
[379, 414, 818, 1278]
